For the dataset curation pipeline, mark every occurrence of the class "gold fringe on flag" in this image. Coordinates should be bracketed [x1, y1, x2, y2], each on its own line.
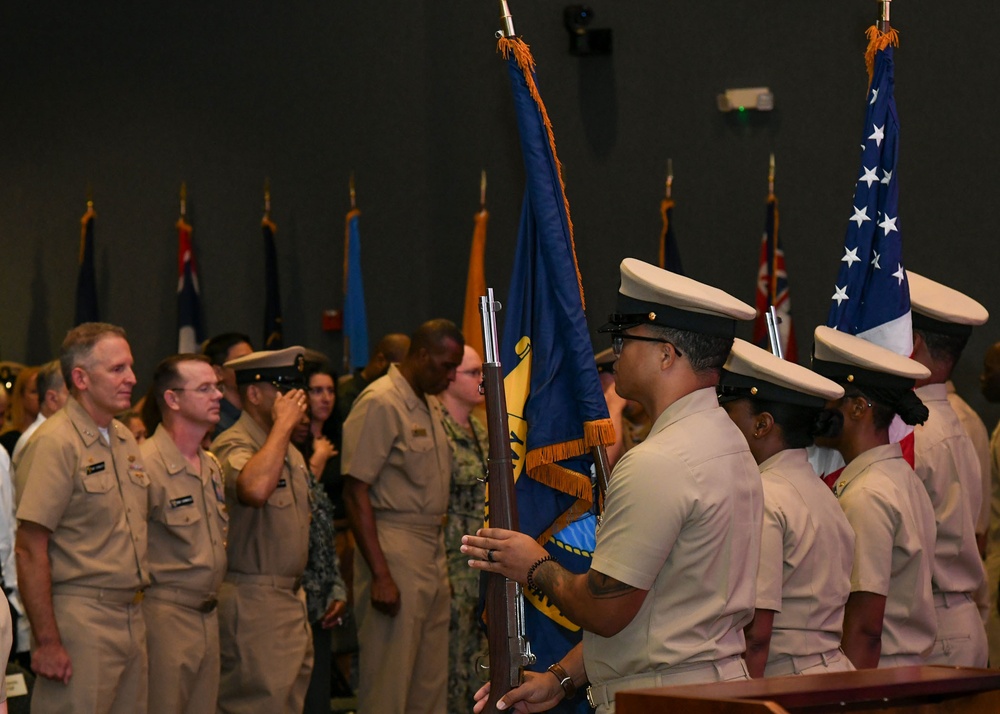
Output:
[658, 198, 674, 270]
[865, 26, 899, 87]
[498, 36, 585, 311]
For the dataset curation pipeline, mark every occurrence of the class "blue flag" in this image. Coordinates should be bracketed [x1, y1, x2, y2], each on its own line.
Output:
[74, 204, 99, 325]
[826, 31, 910, 354]
[177, 217, 204, 353]
[343, 208, 370, 370]
[658, 198, 684, 274]
[498, 37, 614, 711]
[263, 217, 283, 349]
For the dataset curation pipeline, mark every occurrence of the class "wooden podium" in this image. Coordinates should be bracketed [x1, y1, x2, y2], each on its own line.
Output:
[615, 666, 1000, 713]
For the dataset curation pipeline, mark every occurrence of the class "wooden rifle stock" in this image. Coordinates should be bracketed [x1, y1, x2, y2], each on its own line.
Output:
[480, 290, 534, 712]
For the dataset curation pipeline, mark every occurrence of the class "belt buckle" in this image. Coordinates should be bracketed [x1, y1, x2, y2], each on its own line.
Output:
[199, 598, 218, 613]
[586, 685, 598, 709]
[132, 590, 145, 605]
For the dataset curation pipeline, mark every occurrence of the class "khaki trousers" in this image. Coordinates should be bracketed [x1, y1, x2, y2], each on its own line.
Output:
[143, 595, 220, 714]
[354, 519, 449, 714]
[32, 593, 147, 714]
[217, 581, 313, 714]
[926, 593, 989, 667]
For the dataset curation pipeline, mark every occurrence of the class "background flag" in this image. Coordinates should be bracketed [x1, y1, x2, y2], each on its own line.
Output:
[262, 212, 283, 350]
[817, 26, 911, 483]
[657, 197, 684, 274]
[74, 201, 99, 325]
[176, 191, 203, 353]
[462, 193, 488, 360]
[343, 206, 370, 371]
[498, 36, 614, 711]
[752, 185, 798, 362]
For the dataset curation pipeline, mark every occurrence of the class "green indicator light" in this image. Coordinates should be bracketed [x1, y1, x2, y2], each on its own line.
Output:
[738, 106, 746, 112]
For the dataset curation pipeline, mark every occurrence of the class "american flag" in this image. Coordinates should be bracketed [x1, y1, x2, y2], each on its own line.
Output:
[826, 40, 910, 354]
[176, 215, 203, 354]
[753, 192, 798, 362]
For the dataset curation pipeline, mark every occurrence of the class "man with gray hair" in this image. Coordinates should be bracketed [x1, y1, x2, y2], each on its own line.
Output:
[15, 323, 149, 714]
[12, 359, 69, 463]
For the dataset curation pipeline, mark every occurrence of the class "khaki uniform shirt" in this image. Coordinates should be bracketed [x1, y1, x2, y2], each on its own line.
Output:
[210, 412, 310, 578]
[913, 384, 985, 596]
[756, 449, 854, 660]
[946, 382, 991, 535]
[833, 443, 937, 658]
[585, 388, 763, 684]
[143, 425, 229, 594]
[340, 365, 450, 517]
[14, 396, 149, 589]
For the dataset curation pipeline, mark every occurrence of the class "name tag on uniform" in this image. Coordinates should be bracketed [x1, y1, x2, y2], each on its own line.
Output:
[277, 478, 287, 488]
[412, 427, 427, 438]
[85, 462, 106, 475]
[169, 496, 194, 508]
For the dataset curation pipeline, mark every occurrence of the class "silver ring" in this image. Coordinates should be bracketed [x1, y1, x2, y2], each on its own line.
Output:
[487, 549, 496, 563]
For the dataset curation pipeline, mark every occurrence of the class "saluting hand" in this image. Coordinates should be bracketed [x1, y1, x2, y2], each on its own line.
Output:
[31, 641, 73, 684]
[272, 388, 308, 432]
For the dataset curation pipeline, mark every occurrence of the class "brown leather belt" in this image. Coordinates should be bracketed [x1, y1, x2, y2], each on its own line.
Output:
[145, 586, 219, 613]
[52, 583, 146, 605]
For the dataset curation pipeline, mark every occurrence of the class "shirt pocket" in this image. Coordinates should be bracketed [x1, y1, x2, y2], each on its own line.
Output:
[164, 504, 204, 528]
[267, 484, 294, 509]
[81, 471, 114, 494]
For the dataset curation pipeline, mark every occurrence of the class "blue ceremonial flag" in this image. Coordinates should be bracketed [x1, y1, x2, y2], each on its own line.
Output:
[74, 202, 99, 325]
[498, 36, 614, 710]
[826, 29, 910, 354]
[343, 207, 370, 371]
[176, 216, 204, 354]
[658, 197, 684, 275]
[262, 216, 283, 349]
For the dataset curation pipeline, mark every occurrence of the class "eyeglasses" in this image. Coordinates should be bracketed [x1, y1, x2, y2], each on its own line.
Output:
[611, 334, 682, 358]
[170, 381, 225, 395]
[458, 368, 483, 378]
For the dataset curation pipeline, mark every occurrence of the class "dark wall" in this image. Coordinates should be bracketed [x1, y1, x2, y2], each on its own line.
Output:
[3, 2, 999, 422]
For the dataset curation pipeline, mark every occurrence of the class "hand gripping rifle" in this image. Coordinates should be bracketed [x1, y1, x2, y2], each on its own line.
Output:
[479, 288, 535, 711]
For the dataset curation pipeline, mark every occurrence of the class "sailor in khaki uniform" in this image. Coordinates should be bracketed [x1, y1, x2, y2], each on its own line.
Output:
[210, 347, 313, 714]
[811, 326, 938, 668]
[341, 319, 464, 714]
[464, 259, 761, 714]
[906, 271, 989, 666]
[718, 339, 855, 677]
[14, 322, 149, 714]
[140, 354, 229, 714]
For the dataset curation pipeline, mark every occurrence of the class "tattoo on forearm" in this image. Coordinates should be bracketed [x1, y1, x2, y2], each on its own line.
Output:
[586, 571, 637, 599]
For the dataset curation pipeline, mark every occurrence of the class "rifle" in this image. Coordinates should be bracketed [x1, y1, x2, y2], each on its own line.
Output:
[765, 305, 784, 359]
[479, 288, 535, 711]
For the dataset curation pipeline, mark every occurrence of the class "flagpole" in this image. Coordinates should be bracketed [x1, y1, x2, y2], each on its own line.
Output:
[665, 158, 673, 200]
[768, 153, 777, 305]
[497, 0, 515, 38]
[344, 173, 355, 371]
[879, 0, 892, 33]
[179, 182, 187, 220]
[480, 169, 487, 210]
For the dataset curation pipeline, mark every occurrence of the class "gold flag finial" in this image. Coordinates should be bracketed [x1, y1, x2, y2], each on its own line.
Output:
[665, 159, 673, 200]
[497, 0, 515, 38]
[263, 178, 271, 217]
[768, 153, 776, 197]
[349, 172, 356, 209]
[179, 181, 187, 218]
[878, 0, 892, 33]
[480, 170, 487, 209]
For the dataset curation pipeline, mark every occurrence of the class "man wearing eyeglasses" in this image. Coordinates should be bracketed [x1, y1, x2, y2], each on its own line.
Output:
[140, 354, 228, 714]
[465, 259, 762, 713]
[210, 347, 313, 714]
[15, 323, 149, 714]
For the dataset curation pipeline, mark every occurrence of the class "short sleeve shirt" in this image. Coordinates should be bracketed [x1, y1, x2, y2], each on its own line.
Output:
[210, 412, 310, 578]
[945, 382, 991, 535]
[584, 388, 763, 684]
[143, 424, 229, 594]
[833, 443, 937, 658]
[340, 365, 450, 517]
[756, 449, 854, 660]
[913, 384, 985, 596]
[15, 396, 149, 589]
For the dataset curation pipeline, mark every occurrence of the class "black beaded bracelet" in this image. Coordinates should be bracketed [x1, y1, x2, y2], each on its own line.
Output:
[526, 555, 556, 597]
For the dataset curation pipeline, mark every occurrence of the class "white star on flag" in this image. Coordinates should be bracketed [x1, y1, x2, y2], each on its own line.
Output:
[871, 250, 881, 269]
[870, 87, 879, 105]
[850, 206, 871, 227]
[842, 247, 861, 267]
[881, 168, 892, 185]
[869, 124, 885, 147]
[879, 214, 898, 236]
[859, 166, 879, 187]
[832, 285, 849, 305]
[892, 264, 905, 285]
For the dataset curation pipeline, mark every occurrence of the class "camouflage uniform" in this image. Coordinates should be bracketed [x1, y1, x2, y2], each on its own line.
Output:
[442, 409, 488, 714]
